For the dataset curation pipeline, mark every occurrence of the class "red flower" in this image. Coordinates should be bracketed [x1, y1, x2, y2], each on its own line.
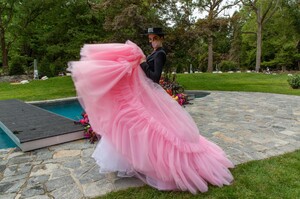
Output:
[74, 112, 100, 143]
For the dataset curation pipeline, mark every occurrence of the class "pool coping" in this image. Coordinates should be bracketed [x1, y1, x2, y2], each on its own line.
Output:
[27, 97, 79, 104]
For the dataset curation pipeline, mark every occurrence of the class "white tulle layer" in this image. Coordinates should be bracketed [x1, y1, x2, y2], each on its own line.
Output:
[92, 136, 135, 177]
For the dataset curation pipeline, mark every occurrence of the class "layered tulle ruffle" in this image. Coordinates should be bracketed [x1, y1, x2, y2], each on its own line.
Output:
[68, 41, 234, 194]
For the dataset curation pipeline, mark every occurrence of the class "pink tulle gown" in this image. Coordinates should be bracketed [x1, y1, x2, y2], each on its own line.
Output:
[68, 41, 234, 194]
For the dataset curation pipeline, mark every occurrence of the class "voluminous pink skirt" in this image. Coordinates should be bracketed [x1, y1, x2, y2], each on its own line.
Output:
[68, 41, 234, 194]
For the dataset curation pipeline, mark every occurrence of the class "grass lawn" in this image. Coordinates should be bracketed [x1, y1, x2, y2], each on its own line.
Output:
[0, 73, 299, 101]
[96, 150, 300, 199]
[177, 73, 300, 96]
[0, 76, 76, 101]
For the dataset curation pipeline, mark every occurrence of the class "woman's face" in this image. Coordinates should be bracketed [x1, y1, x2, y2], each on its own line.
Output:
[148, 34, 163, 50]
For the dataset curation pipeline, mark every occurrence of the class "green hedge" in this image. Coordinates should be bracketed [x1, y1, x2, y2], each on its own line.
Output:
[288, 74, 300, 89]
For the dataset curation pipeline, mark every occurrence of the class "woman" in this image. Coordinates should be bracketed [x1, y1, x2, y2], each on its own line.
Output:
[68, 30, 234, 194]
[140, 28, 166, 83]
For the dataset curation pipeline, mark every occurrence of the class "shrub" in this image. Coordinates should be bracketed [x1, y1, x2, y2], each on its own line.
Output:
[9, 56, 26, 75]
[288, 74, 300, 89]
[219, 60, 238, 72]
[261, 60, 278, 70]
[38, 63, 52, 77]
[50, 61, 65, 76]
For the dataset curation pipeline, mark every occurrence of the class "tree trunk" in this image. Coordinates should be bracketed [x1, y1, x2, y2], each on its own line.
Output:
[0, 32, 9, 72]
[255, 21, 262, 72]
[281, 65, 286, 72]
[297, 41, 300, 71]
[207, 36, 213, 72]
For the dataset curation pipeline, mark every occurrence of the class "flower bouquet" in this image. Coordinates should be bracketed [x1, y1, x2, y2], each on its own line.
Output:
[74, 112, 99, 143]
[159, 74, 189, 106]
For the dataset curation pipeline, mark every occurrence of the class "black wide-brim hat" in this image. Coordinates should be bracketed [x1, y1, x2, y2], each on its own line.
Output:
[143, 27, 165, 36]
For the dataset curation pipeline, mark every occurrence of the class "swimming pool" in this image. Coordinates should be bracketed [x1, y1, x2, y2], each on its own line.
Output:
[0, 99, 84, 149]
[34, 99, 84, 121]
[0, 126, 17, 149]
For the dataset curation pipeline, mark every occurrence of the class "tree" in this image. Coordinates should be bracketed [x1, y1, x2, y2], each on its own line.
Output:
[229, 12, 243, 67]
[240, 0, 280, 72]
[258, 0, 300, 71]
[0, 0, 17, 72]
[15, 0, 106, 77]
[154, 0, 199, 72]
[89, 0, 164, 48]
[194, 0, 239, 72]
[0, 0, 48, 74]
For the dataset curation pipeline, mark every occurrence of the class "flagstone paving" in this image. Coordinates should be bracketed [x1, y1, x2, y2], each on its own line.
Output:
[1, 91, 299, 198]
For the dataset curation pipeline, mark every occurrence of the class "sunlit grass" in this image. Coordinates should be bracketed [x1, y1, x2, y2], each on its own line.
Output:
[95, 150, 300, 199]
[176, 73, 300, 96]
[0, 76, 76, 101]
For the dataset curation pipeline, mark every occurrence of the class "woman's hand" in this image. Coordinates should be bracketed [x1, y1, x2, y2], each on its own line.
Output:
[140, 56, 146, 64]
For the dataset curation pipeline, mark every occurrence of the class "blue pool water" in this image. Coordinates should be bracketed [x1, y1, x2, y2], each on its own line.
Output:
[0, 127, 17, 149]
[0, 99, 84, 149]
[35, 100, 84, 121]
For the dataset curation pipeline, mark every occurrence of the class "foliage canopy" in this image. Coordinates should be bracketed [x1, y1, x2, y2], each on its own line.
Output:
[0, 0, 299, 76]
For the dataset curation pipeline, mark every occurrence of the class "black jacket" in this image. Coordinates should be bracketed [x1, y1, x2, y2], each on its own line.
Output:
[140, 47, 166, 83]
